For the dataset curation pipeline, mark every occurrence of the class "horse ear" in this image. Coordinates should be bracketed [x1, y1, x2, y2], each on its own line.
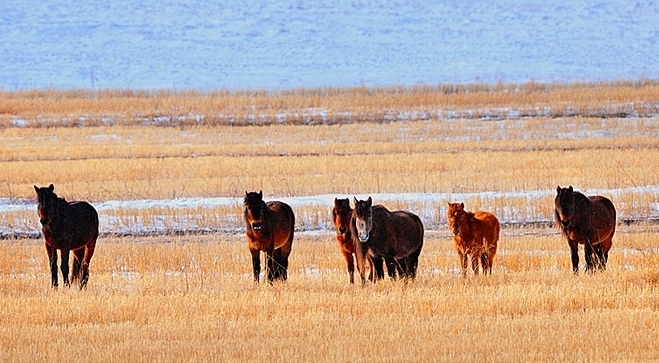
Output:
[556, 186, 561, 193]
[34, 185, 39, 193]
[568, 185, 573, 192]
[460, 202, 464, 209]
[48, 184, 54, 192]
[366, 196, 372, 207]
[258, 190, 263, 198]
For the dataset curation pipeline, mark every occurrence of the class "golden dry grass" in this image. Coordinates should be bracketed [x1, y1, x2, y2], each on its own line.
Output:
[1, 115, 658, 232]
[2, 80, 659, 127]
[1, 118, 659, 198]
[1, 230, 659, 362]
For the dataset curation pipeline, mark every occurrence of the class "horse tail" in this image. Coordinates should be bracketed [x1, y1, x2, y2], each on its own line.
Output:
[288, 204, 295, 245]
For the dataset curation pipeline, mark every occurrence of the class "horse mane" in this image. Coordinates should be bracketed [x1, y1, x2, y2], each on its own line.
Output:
[572, 190, 591, 209]
[42, 192, 71, 224]
[354, 200, 370, 218]
[464, 210, 476, 229]
[555, 188, 591, 236]
[244, 191, 266, 216]
[333, 198, 351, 216]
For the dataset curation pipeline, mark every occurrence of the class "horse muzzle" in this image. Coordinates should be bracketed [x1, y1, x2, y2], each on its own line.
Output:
[452, 228, 460, 236]
[560, 219, 571, 229]
[338, 227, 347, 235]
[251, 222, 262, 231]
[358, 234, 369, 243]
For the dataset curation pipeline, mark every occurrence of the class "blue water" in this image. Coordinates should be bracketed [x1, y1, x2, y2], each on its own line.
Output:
[1, 0, 658, 90]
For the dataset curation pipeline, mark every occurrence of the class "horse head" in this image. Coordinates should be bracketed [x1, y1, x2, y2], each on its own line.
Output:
[447, 202, 466, 236]
[352, 196, 373, 243]
[34, 184, 57, 225]
[244, 190, 266, 231]
[332, 198, 352, 236]
[555, 185, 576, 230]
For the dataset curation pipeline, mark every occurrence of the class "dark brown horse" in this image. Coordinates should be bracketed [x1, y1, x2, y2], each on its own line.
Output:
[332, 198, 390, 283]
[350, 197, 424, 284]
[244, 190, 295, 283]
[446, 202, 500, 277]
[34, 184, 99, 289]
[554, 186, 616, 273]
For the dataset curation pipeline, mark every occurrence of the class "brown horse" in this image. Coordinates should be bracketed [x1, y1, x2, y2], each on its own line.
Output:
[34, 184, 99, 289]
[446, 202, 499, 277]
[244, 190, 295, 283]
[332, 198, 359, 283]
[554, 185, 616, 273]
[351, 197, 424, 284]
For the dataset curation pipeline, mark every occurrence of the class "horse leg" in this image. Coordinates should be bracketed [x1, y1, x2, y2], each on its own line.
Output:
[46, 245, 59, 288]
[480, 252, 490, 275]
[593, 243, 606, 270]
[354, 244, 368, 284]
[601, 237, 612, 270]
[484, 236, 496, 275]
[60, 249, 70, 287]
[459, 252, 468, 277]
[71, 248, 84, 287]
[276, 234, 293, 282]
[280, 250, 290, 281]
[487, 245, 497, 274]
[366, 258, 375, 282]
[265, 250, 276, 284]
[250, 249, 261, 283]
[270, 249, 280, 281]
[471, 254, 480, 275]
[394, 258, 406, 280]
[584, 241, 595, 273]
[386, 257, 399, 280]
[79, 237, 97, 290]
[568, 240, 580, 274]
[372, 257, 385, 282]
[343, 251, 355, 284]
[408, 247, 422, 280]
[272, 248, 287, 281]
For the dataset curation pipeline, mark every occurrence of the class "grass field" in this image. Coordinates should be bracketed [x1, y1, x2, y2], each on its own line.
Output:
[1, 230, 659, 362]
[1, 80, 659, 362]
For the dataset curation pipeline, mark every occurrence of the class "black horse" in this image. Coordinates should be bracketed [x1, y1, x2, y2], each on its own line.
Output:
[35, 184, 99, 289]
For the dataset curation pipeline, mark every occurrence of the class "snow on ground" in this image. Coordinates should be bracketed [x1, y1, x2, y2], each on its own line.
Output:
[2, 187, 659, 238]
[1, 1, 658, 91]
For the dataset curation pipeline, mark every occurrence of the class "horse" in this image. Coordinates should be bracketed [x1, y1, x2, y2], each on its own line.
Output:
[350, 197, 424, 284]
[554, 185, 616, 273]
[446, 202, 499, 277]
[332, 198, 359, 283]
[332, 198, 391, 283]
[244, 190, 295, 283]
[34, 184, 99, 289]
